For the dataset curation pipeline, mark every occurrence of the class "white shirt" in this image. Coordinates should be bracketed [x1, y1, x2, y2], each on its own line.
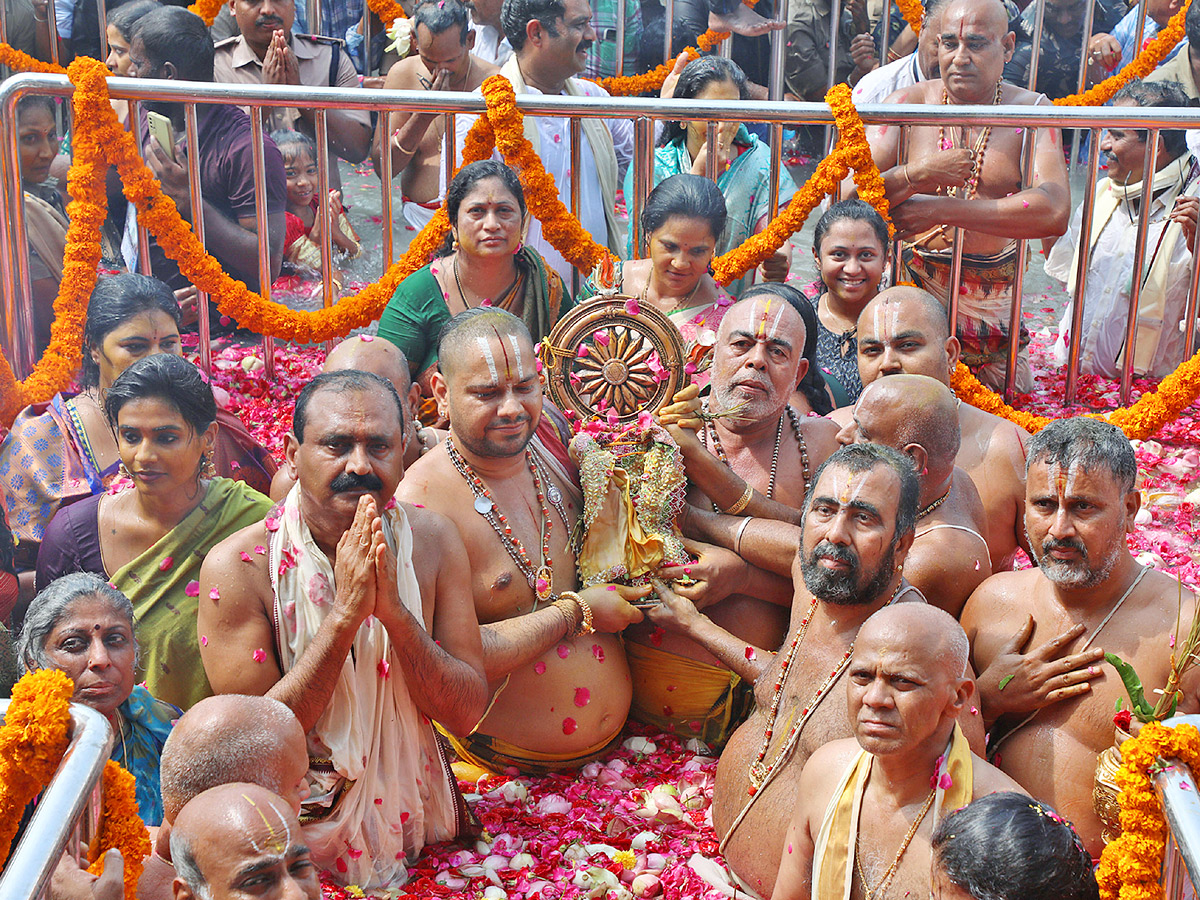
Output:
[450, 75, 633, 285]
[471, 23, 513, 67]
[852, 52, 926, 106]
[1046, 173, 1194, 379]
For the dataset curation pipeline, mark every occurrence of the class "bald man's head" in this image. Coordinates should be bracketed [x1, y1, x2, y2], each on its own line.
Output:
[171, 784, 319, 900]
[849, 375, 961, 476]
[847, 603, 972, 755]
[938, 0, 1015, 101]
[857, 288, 960, 387]
[324, 335, 413, 399]
[435, 307, 534, 380]
[160, 695, 309, 823]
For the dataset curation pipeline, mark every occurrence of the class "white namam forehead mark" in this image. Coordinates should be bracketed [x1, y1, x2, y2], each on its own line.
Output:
[871, 297, 903, 343]
[825, 468, 869, 507]
[240, 794, 293, 856]
[507, 335, 526, 380]
[477, 335, 499, 384]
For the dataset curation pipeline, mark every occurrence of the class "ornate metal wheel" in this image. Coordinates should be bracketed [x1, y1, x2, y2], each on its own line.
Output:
[539, 297, 687, 423]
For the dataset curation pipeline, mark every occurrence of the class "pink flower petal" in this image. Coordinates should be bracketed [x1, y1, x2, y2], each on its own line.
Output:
[252, 648, 267, 663]
[159, 556, 174, 571]
[184, 581, 200, 597]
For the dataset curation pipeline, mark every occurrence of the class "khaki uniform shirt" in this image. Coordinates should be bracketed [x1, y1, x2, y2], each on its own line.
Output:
[1147, 43, 1200, 100]
[213, 33, 370, 186]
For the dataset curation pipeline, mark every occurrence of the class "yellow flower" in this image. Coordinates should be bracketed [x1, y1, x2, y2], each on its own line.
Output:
[614, 850, 637, 869]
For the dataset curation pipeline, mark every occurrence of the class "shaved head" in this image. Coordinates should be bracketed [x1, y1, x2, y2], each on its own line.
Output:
[858, 603, 970, 680]
[855, 375, 961, 472]
[861, 287, 950, 343]
[941, 0, 1008, 33]
[436, 307, 533, 380]
[324, 335, 413, 398]
[170, 783, 319, 900]
[160, 695, 309, 823]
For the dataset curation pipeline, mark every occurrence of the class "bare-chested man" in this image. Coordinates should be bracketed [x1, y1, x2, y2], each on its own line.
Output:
[198, 370, 487, 886]
[962, 417, 1199, 857]
[398, 308, 649, 775]
[371, 0, 497, 231]
[773, 605, 1023, 900]
[648, 443, 985, 897]
[861, 0, 1071, 393]
[835, 286, 1030, 570]
[631, 293, 838, 743]
[270, 335, 442, 498]
[686, 373, 989, 616]
[837, 375, 990, 615]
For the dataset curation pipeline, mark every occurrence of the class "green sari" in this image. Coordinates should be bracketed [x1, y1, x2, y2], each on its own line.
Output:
[112, 478, 272, 710]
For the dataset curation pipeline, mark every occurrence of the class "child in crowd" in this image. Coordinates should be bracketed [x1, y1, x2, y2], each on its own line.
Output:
[273, 129, 361, 280]
[931, 792, 1099, 900]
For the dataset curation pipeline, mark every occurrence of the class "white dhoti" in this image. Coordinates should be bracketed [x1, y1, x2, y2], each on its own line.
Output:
[270, 487, 463, 887]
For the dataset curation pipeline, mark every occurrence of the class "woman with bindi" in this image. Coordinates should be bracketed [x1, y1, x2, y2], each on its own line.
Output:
[33, 354, 273, 710]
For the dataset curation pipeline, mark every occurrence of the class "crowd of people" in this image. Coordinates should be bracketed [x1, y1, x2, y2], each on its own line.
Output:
[3, 0, 1200, 896]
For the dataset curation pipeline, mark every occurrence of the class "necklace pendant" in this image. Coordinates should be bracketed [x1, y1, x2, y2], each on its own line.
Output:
[534, 564, 553, 601]
[473, 496, 494, 515]
[748, 760, 767, 788]
[547, 483, 562, 504]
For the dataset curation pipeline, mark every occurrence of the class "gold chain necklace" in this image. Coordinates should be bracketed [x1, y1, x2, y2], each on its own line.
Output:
[854, 785, 937, 900]
[641, 269, 700, 314]
[916, 484, 951, 520]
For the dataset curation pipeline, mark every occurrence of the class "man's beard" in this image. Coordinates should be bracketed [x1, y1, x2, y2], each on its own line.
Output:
[1029, 532, 1123, 590]
[452, 417, 535, 460]
[800, 539, 898, 606]
[710, 373, 784, 424]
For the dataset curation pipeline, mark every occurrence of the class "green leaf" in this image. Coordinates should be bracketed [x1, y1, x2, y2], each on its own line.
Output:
[1104, 652, 1156, 720]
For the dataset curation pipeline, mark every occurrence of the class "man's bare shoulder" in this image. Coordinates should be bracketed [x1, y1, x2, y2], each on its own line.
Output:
[883, 80, 937, 105]
[383, 57, 428, 89]
[467, 54, 500, 87]
[403, 500, 463, 550]
[798, 739, 860, 812]
[961, 570, 1041, 625]
[1000, 81, 1050, 107]
[200, 518, 274, 613]
[798, 413, 841, 466]
[961, 404, 1028, 459]
[397, 445, 461, 511]
[207, 517, 272, 574]
[971, 752, 1027, 796]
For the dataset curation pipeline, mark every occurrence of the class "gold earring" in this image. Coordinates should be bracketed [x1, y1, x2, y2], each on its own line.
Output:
[200, 453, 217, 479]
[117, 461, 132, 481]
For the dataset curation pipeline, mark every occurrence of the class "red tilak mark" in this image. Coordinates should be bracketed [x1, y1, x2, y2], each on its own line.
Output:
[490, 324, 511, 377]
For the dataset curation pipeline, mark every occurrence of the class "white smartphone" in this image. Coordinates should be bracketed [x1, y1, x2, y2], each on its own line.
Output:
[146, 111, 177, 162]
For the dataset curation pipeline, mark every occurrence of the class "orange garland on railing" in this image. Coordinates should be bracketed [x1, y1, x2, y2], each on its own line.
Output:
[364, 0, 408, 29]
[0, 56, 108, 426]
[894, 0, 924, 36]
[1053, 0, 1190, 107]
[186, 0, 225, 27]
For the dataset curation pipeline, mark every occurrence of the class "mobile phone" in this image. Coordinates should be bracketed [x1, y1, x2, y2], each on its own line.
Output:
[146, 111, 177, 162]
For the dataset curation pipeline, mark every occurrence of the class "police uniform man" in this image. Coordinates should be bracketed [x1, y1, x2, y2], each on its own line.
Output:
[213, 0, 372, 190]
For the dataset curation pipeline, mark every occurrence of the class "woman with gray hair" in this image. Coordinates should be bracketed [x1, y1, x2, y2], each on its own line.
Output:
[17, 572, 177, 825]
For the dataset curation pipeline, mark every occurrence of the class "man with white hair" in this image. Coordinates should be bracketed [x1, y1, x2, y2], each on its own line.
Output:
[773, 604, 1024, 900]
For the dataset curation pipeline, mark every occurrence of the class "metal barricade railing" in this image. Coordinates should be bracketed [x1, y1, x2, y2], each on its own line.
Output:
[1155, 714, 1200, 900]
[3, 75, 1200, 404]
[0, 702, 112, 900]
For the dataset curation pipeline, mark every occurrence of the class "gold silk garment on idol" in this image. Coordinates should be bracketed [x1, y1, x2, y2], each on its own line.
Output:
[571, 422, 690, 586]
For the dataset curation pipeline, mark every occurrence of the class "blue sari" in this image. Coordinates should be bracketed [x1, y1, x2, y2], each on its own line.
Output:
[112, 685, 178, 826]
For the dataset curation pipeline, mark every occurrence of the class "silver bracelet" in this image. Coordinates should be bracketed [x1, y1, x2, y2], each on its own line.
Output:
[733, 516, 753, 557]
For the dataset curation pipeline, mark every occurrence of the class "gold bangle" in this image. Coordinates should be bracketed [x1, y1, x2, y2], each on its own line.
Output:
[391, 130, 419, 155]
[557, 591, 594, 637]
[901, 164, 915, 190]
[723, 484, 754, 516]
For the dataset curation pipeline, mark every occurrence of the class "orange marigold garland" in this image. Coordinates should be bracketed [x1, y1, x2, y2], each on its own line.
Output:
[1054, 0, 1190, 106]
[87, 760, 151, 899]
[186, 0, 224, 26]
[894, 0, 924, 35]
[0, 669, 76, 866]
[482, 74, 611, 274]
[365, 0, 408, 28]
[0, 55, 112, 426]
[0, 44, 65, 74]
[1095, 721, 1200, 900]
[711, 82, 891, 285]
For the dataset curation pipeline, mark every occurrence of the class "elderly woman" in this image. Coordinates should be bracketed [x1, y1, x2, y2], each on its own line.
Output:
[0, 274, 275, 615]
[17, 573, 177, 825]
[35, 354, 272, 710]
[377, 160, 570, 393]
